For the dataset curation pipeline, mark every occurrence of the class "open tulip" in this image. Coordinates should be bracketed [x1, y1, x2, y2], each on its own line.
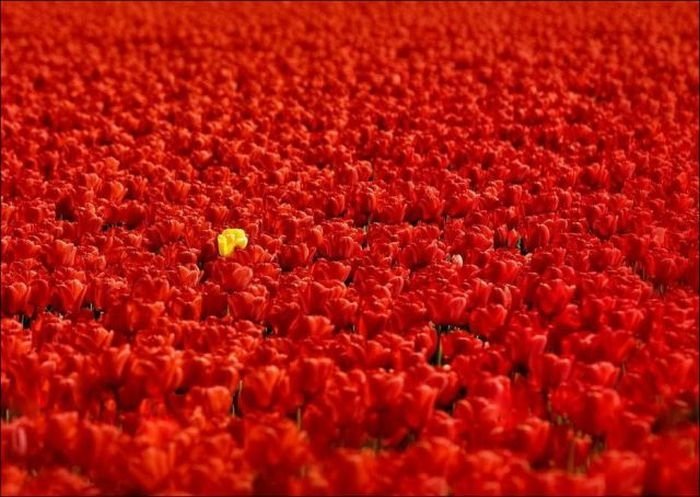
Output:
[216, 228, 248, 257]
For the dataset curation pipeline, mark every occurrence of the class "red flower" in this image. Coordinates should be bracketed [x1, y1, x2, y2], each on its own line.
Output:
[469, 304, 508, 339]
[187, 386, 232, 417]
[589, 451, 646, 495]
[399, 240, 445, 269]
[534, 279, 575, 317]
[289, 357, 335, 401]
[169, 288, 203, 321]
[278, 243, 316, 271]
[2, 282, 29, 315]
[228, 290, 267, 322]
[239, 366, 285, 412]
[403, 384, 438, 431]
[426, 293, 468, 327]
[131, 276, 171, 302]
[310, 260, 352, 282]
[374, 195, 407, 224]
[357, 309, 390, 338]
[210, 261, 253, 292]
[54, 279, 87, 314]
[325, 451, 377, 495]
[45, 240, 77, 268]
[531, 352, 572, 389]
[288, 315, 335, 340]
[511, 417, 551, 463]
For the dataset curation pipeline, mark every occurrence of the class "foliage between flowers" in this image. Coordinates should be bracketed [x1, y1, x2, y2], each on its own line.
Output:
[1, 2, 699, 496]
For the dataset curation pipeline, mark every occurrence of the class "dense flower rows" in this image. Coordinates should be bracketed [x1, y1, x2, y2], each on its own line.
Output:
[1, 2, 699, 495]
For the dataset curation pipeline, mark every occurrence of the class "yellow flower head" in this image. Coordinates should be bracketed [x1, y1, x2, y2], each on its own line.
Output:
[217, 228, 248, 257]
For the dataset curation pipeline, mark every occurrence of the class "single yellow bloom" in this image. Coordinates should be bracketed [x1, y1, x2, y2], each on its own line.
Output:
[217, 228, 248, 257]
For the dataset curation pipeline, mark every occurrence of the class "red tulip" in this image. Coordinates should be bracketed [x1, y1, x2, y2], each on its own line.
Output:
[525, 223, 550, 252]
[321, 235, 362, 260]
[46, 240, 77, 268]
[11, 239, 40, 260]
[168, 289, 202, 321]
[99, 345, 132, 384]
[228, 291, 267, 322]
[188, 386, 232, 417]
[374, 196, 407, 224]
[2, 282, 29, 315]
[403, 384, 438, 430]
[512, 417, 551, 462]
[581, 387, 622, 436]
[531, 353, 572, 389]
[99, 180, 127, 203]
[357, 309, 390, 338]
[289, 357, 335, 400]
[131, 276, 171, 302]
[426, 293, 468, 326]
[311, 260, 352, 282]
[240, 365, 284, 412]
[127, 446, 172, 493]
[126, 300, 165, 332]
[54, 279, 87, 314]
[201, 285, 229, 318]
[278, 243, 315, 271]
[589, 451, 646, 495]
[407, 186, 444, 223]
[482, 258, 521, 284]
[211, 261, 253, 292]
[289, 315, 334, 340]
[399, 240, 445, 269]
[534, 279, 575, 316]
[324, 298, 358, 328]
[469, 304, 508, 338]
[326, 451, 377, 495]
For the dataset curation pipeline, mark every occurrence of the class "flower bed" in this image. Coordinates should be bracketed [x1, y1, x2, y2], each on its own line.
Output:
[1, 2, 698, 495]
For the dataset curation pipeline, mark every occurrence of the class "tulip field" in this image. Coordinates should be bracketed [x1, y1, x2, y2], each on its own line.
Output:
[1, 2, 698, 495]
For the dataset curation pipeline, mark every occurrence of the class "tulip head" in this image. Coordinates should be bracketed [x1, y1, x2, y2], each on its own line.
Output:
[217, 228, 248, 257]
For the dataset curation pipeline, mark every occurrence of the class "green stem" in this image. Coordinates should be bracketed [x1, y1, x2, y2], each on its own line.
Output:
[566, 436, 576, 473]
[231, 380, 243, 416]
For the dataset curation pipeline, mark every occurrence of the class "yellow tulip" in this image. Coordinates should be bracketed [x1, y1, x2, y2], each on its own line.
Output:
[217, 228, 248, 257]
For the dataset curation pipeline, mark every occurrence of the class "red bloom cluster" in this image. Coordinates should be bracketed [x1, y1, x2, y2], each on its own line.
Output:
[1, 2, 699, 495]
